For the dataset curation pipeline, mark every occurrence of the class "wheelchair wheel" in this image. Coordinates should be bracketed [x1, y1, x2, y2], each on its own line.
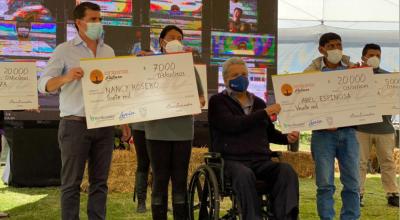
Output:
[188, 165, 220, 220]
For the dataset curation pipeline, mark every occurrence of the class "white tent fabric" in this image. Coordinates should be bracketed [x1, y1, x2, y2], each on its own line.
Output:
[277, 0, 399, 73]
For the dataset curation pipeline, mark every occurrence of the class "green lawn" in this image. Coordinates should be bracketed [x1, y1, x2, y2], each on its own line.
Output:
[0, 168, 399, 220]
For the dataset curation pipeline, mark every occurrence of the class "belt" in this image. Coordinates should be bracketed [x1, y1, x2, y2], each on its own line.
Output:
[62, 115, 86, 121]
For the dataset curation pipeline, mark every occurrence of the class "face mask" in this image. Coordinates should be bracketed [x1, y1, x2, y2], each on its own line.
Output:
[366, 56, 380, 68]
[326, 49, 343, 64]
[164, 40, 184, 53]
[85, 22, 103, 40]
[229, 75, 249, 92]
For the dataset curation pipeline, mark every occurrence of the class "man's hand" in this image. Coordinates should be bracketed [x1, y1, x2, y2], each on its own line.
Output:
[137, 50, 154, 56]
[25, 105, 40, 113]
[199, 95, 206, 108]
[287, 131, 300, 144]
[120, 124, 131, 142]
[265, 104, 281, 116]
[63, 67, 84, 83]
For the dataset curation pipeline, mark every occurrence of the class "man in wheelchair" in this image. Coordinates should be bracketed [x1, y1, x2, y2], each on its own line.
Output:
[208, 57, 300, 220]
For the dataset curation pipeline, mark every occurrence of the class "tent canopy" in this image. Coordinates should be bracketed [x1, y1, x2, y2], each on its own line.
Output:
[277, 0, 399, 73]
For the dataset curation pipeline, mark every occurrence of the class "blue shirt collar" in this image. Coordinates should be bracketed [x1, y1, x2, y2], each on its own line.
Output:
[72, 34, 104, 47]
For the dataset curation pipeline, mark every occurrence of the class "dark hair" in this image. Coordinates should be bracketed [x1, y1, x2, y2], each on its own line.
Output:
[362, 43, 381, 56]
[234, 7, 243, 14]
[159, 25, 184, 52]
[73, 2, 101, 31]
[319, 32, 341, 47]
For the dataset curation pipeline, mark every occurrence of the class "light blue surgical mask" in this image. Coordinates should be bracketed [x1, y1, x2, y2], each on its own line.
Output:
[85, 22, 103, 40]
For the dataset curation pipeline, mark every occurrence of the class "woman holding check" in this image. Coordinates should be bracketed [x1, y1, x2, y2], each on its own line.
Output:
[143, 25, 205, 220]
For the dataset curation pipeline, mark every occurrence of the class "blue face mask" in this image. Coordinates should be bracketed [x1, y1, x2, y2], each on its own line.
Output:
[85, 22, 103, 40]
[229, 75, 249, 92]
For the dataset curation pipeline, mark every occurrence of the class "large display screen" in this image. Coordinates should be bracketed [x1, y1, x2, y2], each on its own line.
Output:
[66, 22, 77, 41]
[150, 0, 202, 30]
[211, 31, 274, 57]
[0, 0, 55, 22]
[77, 0, 133, 26]
[229, 0, 257, 32]
[218, 66, 267, 102]
[0, 20, 56, 58]
[210, 56, 273, 68]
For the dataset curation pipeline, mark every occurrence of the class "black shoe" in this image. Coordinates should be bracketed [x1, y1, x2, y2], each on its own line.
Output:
[137, 199, 147, 213]
[388, 194, 400, 207]
[360, 195, 364, 207]
[134, 172, 148, 213]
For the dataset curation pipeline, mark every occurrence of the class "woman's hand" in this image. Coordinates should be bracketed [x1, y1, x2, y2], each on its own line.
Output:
[199, 95, 206, 108]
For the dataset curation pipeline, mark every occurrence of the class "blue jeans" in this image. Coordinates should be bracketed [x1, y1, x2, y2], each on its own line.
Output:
[311, 128, 360, 220]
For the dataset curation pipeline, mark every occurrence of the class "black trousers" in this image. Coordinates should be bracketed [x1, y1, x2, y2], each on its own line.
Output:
[225, 159, 299, 220]
[133, 130, 150, 174]
[146, 139, 192, 220]
[58, 119, 114, 220]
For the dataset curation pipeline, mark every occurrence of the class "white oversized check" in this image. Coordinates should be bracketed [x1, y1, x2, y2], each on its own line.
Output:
[0, 61, 38, 110]
[374, 72, 400, 115]
[272, 67, 382, 133]
[80, 52, 201, 129]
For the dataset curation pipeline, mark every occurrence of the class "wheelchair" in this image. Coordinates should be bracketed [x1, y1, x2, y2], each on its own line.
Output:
[188, 151, 282, 220]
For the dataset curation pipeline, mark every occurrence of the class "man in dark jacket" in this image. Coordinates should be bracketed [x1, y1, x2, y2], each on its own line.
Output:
[208, 57, 300, 220]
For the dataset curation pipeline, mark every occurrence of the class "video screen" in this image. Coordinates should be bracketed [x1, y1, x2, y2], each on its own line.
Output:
[0, 20, 56, 58]
[128, 28, 147, 55]
[36, 59, 47, 77]
[218, 66, 267, 102]
[66, 22, 77, 41]
[210, 56, 273, 68]
[211, 31, 274, 57]
[77, 0, 133, 26]
[0, 0, 54, 22]
[150, 28, 201, 53]
[150, 0, 202, 30]
[229, 0, 257, 32]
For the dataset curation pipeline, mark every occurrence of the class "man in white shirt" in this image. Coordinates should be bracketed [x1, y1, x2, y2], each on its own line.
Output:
[38, 2, 130, 219]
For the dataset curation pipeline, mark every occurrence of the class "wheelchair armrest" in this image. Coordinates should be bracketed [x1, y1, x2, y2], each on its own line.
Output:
[203, 152, 221, 159]
[270, 151, 282, 158]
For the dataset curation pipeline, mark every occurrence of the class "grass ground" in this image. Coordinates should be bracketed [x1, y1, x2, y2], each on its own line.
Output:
[0, 168, 399, 220]
[1, 131, 398, 219]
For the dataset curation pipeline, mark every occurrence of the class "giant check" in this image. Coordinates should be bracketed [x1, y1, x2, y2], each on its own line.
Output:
[272, 68, 382, 133]
[374, 72, 400, 115]
[81, 53, 201, 129]
[0, 61, 38, 110]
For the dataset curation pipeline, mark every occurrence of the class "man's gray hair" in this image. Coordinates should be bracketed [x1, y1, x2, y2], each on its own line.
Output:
[222, 57, 248, 81]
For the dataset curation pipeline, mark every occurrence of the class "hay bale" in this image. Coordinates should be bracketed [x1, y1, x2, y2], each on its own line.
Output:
[394, 148, 400, 174]
[189, 148, 208, 176]
[81, 148, 320, 193]
[81, 149, 137, 193]
[273, 151, 315, 178]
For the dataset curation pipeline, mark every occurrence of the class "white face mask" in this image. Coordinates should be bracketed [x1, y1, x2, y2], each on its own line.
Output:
[85, 22, 103, 40]
[164, 40, 184, 53]
[366, 56, 380, 68]
[326, 49, 343, 64]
